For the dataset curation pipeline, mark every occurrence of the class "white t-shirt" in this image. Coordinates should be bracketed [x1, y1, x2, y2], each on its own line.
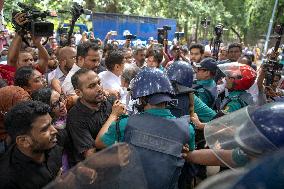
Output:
[62, 64, 81, 96]
[98, 70, 126, 103]
[47, 66, 65, 86]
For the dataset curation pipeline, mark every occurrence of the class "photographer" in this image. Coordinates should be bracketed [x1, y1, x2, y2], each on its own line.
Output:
[7, 13, 49, 73]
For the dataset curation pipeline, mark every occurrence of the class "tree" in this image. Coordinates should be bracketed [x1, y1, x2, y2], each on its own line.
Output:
[2, 0, 281, 46]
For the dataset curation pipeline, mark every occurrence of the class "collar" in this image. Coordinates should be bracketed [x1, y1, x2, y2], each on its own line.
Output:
[144, 108, 173, 117]
[54, 66, 65, 79]
[103, 70, 120, 80]
[12, 145, 49, 165]
[71, 63, 81, 73]
[196, 79, 216, 87]
[76, 98, 104, 114]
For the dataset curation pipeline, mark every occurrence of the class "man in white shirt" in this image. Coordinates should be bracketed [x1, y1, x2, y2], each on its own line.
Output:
[62, 42, 101, 96]
[47, 46, 76, 85]
[98, 49, 125, 101]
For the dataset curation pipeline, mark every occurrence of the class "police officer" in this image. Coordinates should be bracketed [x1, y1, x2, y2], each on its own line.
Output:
[183, 102, 284, 169]
[165, 60, 217, 122]
[194, 58, 218, 109]
[95, 68, 195, 189]
[218, 62, 256, 113]
[165, 61, 217, 187]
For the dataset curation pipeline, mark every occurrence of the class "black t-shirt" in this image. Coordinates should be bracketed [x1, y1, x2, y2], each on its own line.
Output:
[0, 145, 63, 189]
[66, 98, 114, 165]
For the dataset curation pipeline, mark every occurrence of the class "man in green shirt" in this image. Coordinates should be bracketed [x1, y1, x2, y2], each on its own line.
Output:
[218, 62, 256, 113]
[194, 58, 218, 108]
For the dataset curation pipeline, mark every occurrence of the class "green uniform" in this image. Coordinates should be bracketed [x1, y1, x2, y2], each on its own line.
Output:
[101, 108, 196, 151]
[195, 79, 217, 108]
[194, 95, 216, 122]
[232, 147, 250, 167]
[223, 91, 250, 113]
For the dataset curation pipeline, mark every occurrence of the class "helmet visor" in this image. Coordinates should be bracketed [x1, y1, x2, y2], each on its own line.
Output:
[217, 62, 242, 79]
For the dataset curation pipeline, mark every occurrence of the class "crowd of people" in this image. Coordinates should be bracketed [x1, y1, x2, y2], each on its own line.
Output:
[0, 11, 283, 189]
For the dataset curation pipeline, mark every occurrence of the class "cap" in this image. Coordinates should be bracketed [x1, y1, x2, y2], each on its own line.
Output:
[147, 93, 172, 105]
[196, 58, 217, 73]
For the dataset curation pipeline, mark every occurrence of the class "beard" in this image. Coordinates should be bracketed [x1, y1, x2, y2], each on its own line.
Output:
[64, 65, 72, 73]
[30, 135, 56, 154]
[84, 93, 105, 105]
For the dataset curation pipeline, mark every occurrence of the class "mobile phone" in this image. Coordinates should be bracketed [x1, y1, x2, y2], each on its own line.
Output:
[110, 31, 117, 36]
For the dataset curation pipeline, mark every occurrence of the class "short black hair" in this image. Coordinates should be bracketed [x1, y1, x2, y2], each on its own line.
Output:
[228, 43, 242, 52]
[31, 87, 52, 105]
[71, 68, 91, 90]
[14, 66, 35, 88]
[77, 41, 100, 59]
[133, 46, 146, 56]
[240, 55, 253, 66]
[105, 49, 125, 71]
[103, 43, 114, 57]
[189, 43, 205, 54]
[146, 49, 163, 64]
[4, 100, 51, 141]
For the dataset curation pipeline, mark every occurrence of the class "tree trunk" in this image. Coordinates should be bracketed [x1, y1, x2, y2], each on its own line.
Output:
[184, 19, 188, 43]
[230, 26, 242, 43]
[195, 16, 199, 42]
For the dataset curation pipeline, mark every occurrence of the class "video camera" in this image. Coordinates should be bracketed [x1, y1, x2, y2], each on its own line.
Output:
[174, 32, 184, 42]
[157, 25, 171, 45]
[211, 23, 224, 60]
[12, 2, 55, 37]
[263, 24, 284, 86]
[124, 34, 137, 40]
[214, 24, 223, 37]
[57, 2, 92, 46]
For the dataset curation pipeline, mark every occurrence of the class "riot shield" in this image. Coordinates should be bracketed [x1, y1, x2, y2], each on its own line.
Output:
[44, 143, 147, 189]
[204, 106, 277, 169]
[196, 148, 284, 189]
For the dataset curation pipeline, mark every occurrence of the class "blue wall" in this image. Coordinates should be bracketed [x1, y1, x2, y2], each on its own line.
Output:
[92, 12, 176, 45]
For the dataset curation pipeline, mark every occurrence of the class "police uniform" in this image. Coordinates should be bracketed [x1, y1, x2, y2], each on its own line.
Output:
[194, 58, 219, 109]
[217, 63, 257, 114]
[166, 60, 217, 188]
[195, 79, 217, 108]
[222, 91, 254, 113]
[100, 68, 195, 189]
[100, 108, 195, 150]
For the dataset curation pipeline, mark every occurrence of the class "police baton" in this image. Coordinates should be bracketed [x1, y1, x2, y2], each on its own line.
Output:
[188, 92, 194, 117]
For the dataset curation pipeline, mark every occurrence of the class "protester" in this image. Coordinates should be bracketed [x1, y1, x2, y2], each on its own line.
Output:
[0, 101, 62, 189]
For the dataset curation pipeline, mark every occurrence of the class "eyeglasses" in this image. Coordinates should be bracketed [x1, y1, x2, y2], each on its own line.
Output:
[50, 95, 66, 109]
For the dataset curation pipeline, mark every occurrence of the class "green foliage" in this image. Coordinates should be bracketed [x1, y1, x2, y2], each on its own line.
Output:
[2, 0, 282, 45]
